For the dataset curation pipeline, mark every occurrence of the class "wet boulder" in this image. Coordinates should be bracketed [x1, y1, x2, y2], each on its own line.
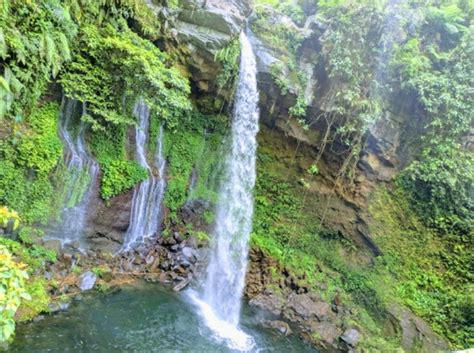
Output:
[173, 278, 191, 292]
[307, 321, 341, 350]
[249, 291, 285, 316]
[76, 271, 97, 291]
[262, 320, 293, 336]
[182, 247, 197, 263]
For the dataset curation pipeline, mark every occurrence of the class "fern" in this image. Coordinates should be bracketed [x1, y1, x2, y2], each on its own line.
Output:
[0, 28, 6, 59]
[56, 32, 71, 61]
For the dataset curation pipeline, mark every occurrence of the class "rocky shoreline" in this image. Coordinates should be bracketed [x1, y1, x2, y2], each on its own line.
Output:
[14, 229, 448, 353]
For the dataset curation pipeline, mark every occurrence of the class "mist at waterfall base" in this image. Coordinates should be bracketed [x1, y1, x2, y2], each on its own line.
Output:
[7, 283, 316, 353]
[45, 98, 98, 248]
[122, 100, 166, 251]
[188, 32, 260, 351]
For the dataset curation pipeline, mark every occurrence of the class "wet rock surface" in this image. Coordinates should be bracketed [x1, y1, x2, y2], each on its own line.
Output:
[77, 271, 97, 291]
[262, 320, 292, 336]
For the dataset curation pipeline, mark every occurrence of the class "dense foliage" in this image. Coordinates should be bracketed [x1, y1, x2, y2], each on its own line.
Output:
[0, 103, 63, 224]
[398, 146, 473, 235]
[0, 245, 30, 342]
[1, 0, 472, 350]
[1, 0, 193, 204]
[0, 207, 20, 231]
[0, 209, 56, 343]
[0, 0, 158, 121]
[214, 38, 241, 93]
[89, 125, 148, 200]
[0, 230, 57, 342]
[60, 22, 191, 131]
[254, 0, 473, 348]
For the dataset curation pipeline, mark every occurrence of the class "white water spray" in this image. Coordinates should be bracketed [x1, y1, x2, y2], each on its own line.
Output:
[122, 100, 166, 251]
[189, 32, 259, 351]
[47, 98, 99, 246]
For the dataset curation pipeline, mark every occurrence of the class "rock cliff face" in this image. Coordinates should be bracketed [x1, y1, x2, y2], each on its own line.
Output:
[80, 2, 448, 351]
[246, 248, 448, 353]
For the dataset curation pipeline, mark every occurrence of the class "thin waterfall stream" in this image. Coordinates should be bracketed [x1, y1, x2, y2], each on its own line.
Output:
[189, 32, 260, 351]
[122, 100, 166, 251]
[46, 98, 99, 247]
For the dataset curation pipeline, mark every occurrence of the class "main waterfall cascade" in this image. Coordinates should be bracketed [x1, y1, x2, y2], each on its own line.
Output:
[122, 100, 166, 251]
[46, 98, 99, 247]
[189, 32, 260, 351]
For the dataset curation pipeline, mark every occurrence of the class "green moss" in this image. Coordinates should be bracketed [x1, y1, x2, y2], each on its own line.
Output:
[251, 133, 471, 347]
[163, 111, 227, 218]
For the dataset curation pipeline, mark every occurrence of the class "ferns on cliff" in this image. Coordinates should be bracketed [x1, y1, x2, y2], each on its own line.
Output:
[0, 0, 160, 120]
[0, 0, 77, 119]
[60, 21, 191, 130]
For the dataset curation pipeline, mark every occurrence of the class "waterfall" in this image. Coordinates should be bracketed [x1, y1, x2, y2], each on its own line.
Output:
[47, 98, 99, 247]
[189, 32, 259, 351]
[122, 100, 166, 251]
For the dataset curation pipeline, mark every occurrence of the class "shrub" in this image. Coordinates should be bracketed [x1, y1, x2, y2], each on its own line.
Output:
[0, 245, 31, 342]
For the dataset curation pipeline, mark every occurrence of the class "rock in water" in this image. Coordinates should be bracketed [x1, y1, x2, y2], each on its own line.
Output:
[77, 271, 97, 291]
[173, 278, 191, 292]
[262, 320, 292, 336]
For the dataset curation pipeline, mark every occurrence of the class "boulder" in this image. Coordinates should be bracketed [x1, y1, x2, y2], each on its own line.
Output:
[48, 299, 71, 313]
[68, 240, 81, 250]
[61, 253, 74, 266]
[341, 328, 361, 347]
[186, 236, 199, 249]
[99, 268, 113, 282]
[173, 278, 191, 292]
[387, 305, 448, 352]
[262, 320, 293, 336]
[307, 321, 341, 349]
[76, 271, 97, 291]
[182, 247, 197, 263]
[249, 292, 285, 316]
[284, 293, 333, 322]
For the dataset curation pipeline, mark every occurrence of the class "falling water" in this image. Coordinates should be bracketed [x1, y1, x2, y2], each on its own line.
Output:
[47, 98, 99, 247]
[189, 32, 259, 351]
[122, 100, 166, 251]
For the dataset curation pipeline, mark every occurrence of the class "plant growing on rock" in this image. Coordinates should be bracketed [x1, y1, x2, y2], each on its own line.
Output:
[215, 37, 241, 93]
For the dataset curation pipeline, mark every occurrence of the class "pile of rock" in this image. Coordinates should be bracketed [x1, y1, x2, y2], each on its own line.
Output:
[115, 232, 206, 293]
